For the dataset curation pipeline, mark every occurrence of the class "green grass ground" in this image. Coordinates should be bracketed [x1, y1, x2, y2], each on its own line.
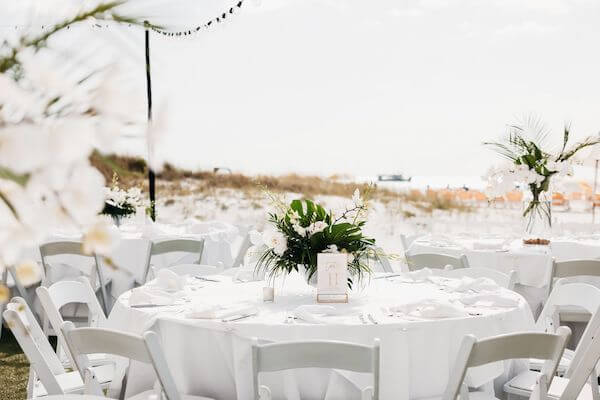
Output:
[0, 328, 28, 400]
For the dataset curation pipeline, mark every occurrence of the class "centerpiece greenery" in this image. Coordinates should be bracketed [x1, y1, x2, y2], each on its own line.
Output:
[255, 188, 381, 287]
[484, 118, 600, 236]
[102, 173, 145, 223]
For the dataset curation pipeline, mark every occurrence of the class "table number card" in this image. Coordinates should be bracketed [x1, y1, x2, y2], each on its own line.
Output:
[316, 253, 348, 303]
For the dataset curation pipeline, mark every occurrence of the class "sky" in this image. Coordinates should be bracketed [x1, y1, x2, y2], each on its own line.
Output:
[3, 0, 600, 178]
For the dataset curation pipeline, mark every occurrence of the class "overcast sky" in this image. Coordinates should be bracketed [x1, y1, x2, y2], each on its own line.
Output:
[4, 0, 600, 177]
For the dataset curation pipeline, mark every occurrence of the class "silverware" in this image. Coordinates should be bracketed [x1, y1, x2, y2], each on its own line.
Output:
[194, 276, 221, 282]
[367, 313, 379, 325]
[374, 273, 403, 280]
[358, 313, 368, 324]
[130, 303, 175, 309]
[222, 313, 256, 322]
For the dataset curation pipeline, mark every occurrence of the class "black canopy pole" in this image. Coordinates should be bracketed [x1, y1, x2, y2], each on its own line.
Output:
[144, 21, 156, 221]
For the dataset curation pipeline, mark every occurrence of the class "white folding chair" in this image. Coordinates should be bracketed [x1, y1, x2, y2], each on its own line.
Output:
[2, 297, 113, 399]
[442, 328, 571, 400]
[400, 234, 421, 252]
[504, 283, 600, 398]
[143, 239, 205, 283]
[548, 259, 600, 300]
[36, 277, 109, 369]
[548, 321, 600, 400]
[405, 252, 469, 271]
[40, 241, 111, 314]
[251, 338, 380, 400]
[61, 322, 214, 400]
[435, 267, 517, 290]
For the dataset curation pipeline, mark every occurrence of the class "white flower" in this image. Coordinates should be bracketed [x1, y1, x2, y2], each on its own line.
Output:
[323, 244, 339, 253]
[0, 124, 52, 174]
[293, 224, 306, 236]
[82, 217, 120, 256]
[262, 230, 288, 256]
[287, 210, 300, 225]
[352, 189, 362, 205]
[307, 221, 328, 235]
[59, 163, 106, 225]
[14, 260, 42, 287]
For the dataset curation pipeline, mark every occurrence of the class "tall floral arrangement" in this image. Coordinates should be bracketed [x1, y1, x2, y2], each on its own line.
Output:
[255, 188, 379, 287]
[484, 118, 600, 234]
[0, 1, 149, 300]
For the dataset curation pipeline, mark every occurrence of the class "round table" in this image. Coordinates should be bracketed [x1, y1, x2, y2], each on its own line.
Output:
[408, 235, 600, 313]
[108, 272, 534, 400]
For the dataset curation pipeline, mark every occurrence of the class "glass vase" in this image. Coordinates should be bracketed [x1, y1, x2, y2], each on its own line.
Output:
[522, 191, 552, 240]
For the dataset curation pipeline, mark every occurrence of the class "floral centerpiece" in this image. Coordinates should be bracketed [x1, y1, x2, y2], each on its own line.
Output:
[484, 119, 600, 239]
[255, 188, 380, 287]
[102, 174, 145, 224]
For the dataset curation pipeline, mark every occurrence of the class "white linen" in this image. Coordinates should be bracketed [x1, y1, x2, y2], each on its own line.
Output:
[388, 299, 469, 318]
[128, 287, 175, 307]
[186, 303, 258, 320]
[24, 220, 238, 301]
[107, 272, 534, 400]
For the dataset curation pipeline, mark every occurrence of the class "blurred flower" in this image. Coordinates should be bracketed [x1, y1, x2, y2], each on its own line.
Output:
[14, 260, 42, 287]
[82, 216, 120, 256]
[0, 284, 9, 304]
[59, 163, 105, 225]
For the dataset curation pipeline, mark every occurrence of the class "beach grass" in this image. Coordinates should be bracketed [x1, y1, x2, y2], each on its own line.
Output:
[91, 152, 472, 214]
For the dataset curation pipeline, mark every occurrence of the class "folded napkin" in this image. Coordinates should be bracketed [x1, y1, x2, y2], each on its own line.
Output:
[294, 305, 344, 324]
[389, 299, 468, 318]
[458, 292, 520, 308]
[445, 277, 500, 293]
[233, 266, 264, 282]
[128, 287, 175, 307]
[151, 269, 184, 292]
[186, 303, 258, 320]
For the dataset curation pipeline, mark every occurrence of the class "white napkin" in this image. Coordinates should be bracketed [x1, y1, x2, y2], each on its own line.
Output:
[294, 305, 343, 324]
[459, 292, 520, 308]
[128, 287, 175, 307]
[445, 277, 500, 293]
[152, 269, 184, 292]
[186, 303, 258, 320]
[389, 299, 468, 318]
[233, 266, 264, 282]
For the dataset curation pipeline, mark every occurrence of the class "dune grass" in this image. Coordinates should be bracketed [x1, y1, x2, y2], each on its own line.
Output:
[91, 152, 472, 214]
[0, 329, 29, 400]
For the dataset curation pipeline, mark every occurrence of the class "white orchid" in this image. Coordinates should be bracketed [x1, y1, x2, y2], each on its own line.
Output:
[307, 221, 328, 235]
[262, 230, 288, 256]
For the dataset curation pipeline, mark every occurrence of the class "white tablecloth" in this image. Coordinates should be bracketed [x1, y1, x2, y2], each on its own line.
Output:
[408, 235, 600, 314]
[107, 272, 533, 400]
[26, 220, 239, 300]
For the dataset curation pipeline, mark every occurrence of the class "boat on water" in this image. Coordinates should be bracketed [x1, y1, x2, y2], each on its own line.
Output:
[377, 174, 411, 182]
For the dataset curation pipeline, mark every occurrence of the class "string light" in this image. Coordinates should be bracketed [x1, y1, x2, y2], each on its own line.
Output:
[3, 0, 245, 35]
[148, 0, 244, 37]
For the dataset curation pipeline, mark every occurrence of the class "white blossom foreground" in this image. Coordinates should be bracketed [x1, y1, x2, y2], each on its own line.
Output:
[0, 1, 152, 302]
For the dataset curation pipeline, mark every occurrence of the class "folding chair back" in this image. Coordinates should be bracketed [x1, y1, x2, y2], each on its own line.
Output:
[252, 338, 380, 400]
[442, 328, 571, 400]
